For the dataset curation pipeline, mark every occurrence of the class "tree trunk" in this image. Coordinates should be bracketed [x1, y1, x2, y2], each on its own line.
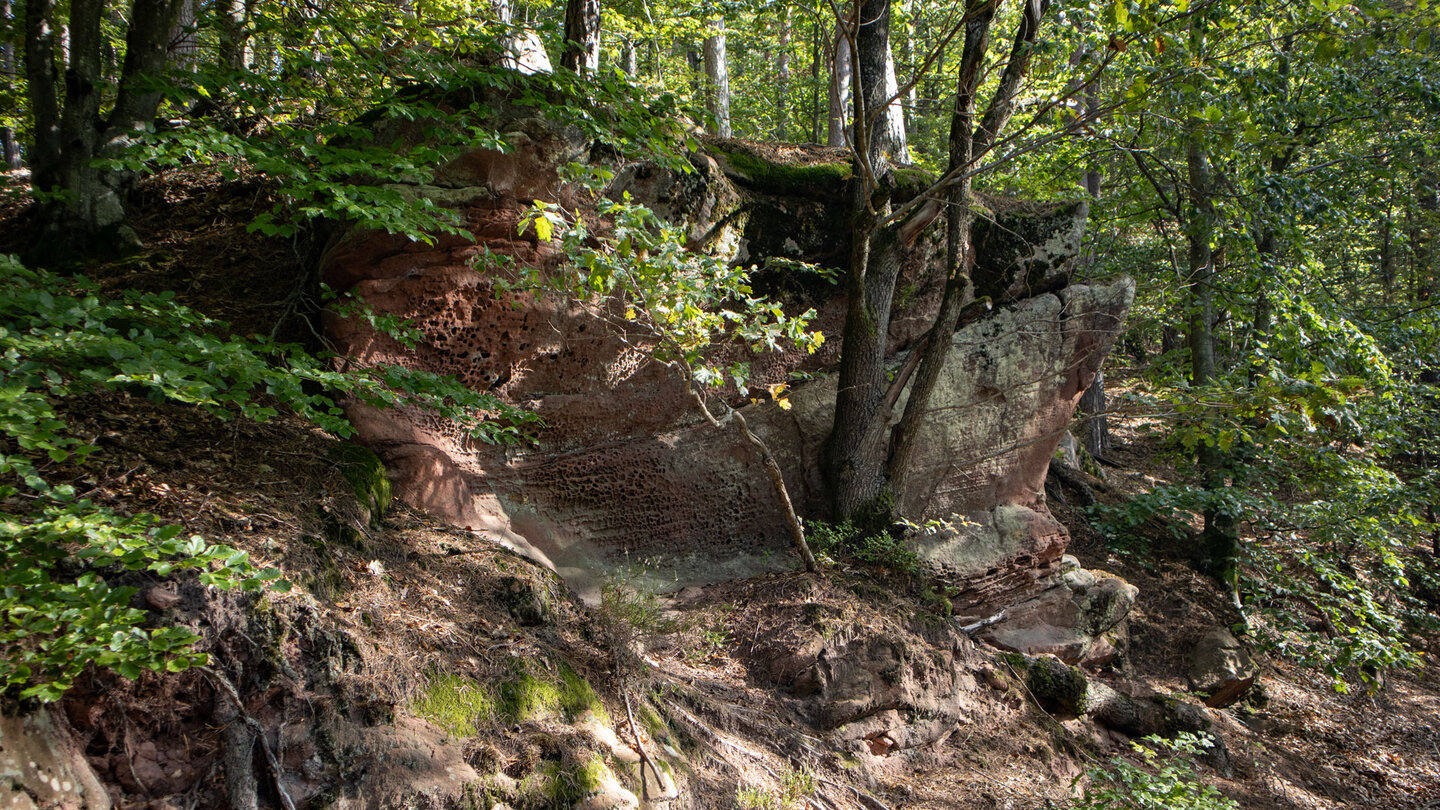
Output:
[887, 0, 1050, 498]
[827, 27, 851, 147]
[774, 6, 790, 140]
[825, 0, 903, 524]
[1079, 371, 1108, 459]
[1077, 52, 1107, 460]
[621, 38, 636, 76]
[24, 0, 61, 186]
[1, 0, 20, 170]
[1379, 197, 1395, 300]
[810, 22, 823, 143]
[215, 0, 252, 71]
[882, 35, 907, 162]
[1186, 129, 1237, 598]
[885, 0, 995, 496]
[26, 0, 185, 265]
[703, 17, 731, 138]
[561, 0, 600, 72]
[1416, 172, 1439, 302]
[170, 0, 199, 70]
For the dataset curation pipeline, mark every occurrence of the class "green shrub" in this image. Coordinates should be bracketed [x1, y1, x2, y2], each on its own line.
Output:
[0, 255, 536, 700]
[807, 519, 918, 573]
[1071, 733, 1238, 810]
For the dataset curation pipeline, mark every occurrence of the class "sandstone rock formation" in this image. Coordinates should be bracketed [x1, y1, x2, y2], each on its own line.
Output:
[979, 555, 1138, 667]
[318, 90, 1132, 606]
[1187, 626, 1259, 708]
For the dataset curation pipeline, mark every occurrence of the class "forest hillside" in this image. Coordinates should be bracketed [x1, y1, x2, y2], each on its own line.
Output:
[3, 1, 1440, 808]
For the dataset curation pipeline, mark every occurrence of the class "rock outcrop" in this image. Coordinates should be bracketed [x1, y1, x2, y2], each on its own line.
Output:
[1, 710, 111, 810]
[1187, 627, 1259, 708]
[979, 556, 1138, 667]
[319, 88, 1132, 604]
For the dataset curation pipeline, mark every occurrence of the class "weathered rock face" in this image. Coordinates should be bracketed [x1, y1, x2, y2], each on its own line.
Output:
[1, 710, 111, 810]
[979, 556, 1139, 667]
[1188, 627, 1259, 708]
[319, 97, 1131, 604]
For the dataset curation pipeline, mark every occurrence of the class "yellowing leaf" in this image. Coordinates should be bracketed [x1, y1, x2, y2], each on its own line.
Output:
[533, 215, 554, 242]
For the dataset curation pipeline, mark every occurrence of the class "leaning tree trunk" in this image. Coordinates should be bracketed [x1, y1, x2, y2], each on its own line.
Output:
[561, 0, 600, 72]
[887, 0, 1050, 497]
[703, 16, 731, 138]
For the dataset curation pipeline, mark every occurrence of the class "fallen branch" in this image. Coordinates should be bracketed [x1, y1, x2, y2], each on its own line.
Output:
[624, 691, 663, 800]
[958, 612, 1005, 635]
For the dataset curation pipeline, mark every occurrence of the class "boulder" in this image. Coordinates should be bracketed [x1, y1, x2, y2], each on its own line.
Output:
[1023, 655, 1089, 717]
[978, 565, 1138, 668]
[0, 709, 111, 810]
[1187, 627, 1258, 708]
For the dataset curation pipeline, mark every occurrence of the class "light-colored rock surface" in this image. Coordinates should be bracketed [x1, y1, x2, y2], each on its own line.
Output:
[979, 568, 1138, 667]
[0, 710, 111, 810]
[1188, 627, 1258, 708]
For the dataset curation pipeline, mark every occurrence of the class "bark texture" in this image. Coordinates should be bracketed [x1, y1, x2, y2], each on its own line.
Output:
[561, 0, 601, 72]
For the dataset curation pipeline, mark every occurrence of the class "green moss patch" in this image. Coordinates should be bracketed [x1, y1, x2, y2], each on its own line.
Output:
[707, 144, 852, 196]
[411, 673, 494, 737]
[496, 660, 608, 724]
[331, 443, 392, 525]
[893, 167, 936, 198]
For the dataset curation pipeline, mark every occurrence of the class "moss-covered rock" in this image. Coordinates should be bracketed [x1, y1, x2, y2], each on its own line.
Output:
[1024, 655, 1088, 717]
[970, 197, 1087, 304]
[893, 167, 936, 200]
[706, 143, 853, 197]
[331, 442, 392, 527]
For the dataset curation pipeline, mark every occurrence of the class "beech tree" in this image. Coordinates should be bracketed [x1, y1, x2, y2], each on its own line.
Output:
[703, 14, 732, 137]
[562, 0, 601, 72]
[24, 0, 186, 263]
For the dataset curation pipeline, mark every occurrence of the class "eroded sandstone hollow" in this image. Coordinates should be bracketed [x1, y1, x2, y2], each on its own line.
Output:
[319, 97, 1133, 605]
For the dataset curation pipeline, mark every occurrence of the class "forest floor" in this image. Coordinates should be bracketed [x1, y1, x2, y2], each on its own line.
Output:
[3, 170, 1440, 809]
